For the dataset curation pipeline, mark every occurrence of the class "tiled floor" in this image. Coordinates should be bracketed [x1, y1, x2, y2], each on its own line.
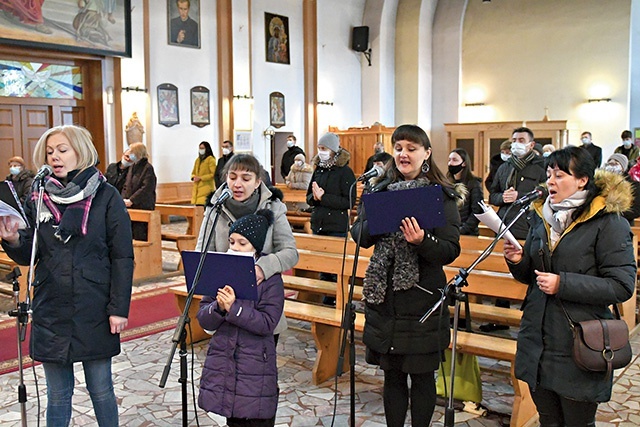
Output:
[0, 219, 639, 426]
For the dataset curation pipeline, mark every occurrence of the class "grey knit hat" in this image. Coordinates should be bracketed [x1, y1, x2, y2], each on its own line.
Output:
[318, 132, 340, 153]
[229, 209, 274, 253]
[608, 153, 629, 172]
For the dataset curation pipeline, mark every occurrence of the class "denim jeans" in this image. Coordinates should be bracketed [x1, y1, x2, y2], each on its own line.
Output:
[43, 358, 118, 427]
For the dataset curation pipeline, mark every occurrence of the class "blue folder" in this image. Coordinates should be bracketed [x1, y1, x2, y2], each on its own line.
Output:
[361, 185, 446, 235]
[181, 250, 258, 301]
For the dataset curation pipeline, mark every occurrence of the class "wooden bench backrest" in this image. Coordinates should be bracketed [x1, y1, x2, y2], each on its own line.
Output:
[127, 209, 162, 243]
[156, 182, 192, 204]
[293, 233, 374, 257]
[155, 204, 204, 236]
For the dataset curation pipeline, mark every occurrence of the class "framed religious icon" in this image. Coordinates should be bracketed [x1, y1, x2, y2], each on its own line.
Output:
[269, 92, 285, 128]
[190, 86, 210, 127]
[265, 12, 290, 64]
[167, 0, 201, 48]
[157, 83, 179, 127]
[0, 0, 132, 57]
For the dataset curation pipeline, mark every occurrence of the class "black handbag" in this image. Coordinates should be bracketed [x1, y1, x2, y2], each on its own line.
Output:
[560, 302, 632, 379]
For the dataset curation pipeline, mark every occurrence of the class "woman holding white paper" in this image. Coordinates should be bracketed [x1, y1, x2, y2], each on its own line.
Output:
[351, 124, 462, 427]
[503, 146, 635, 426]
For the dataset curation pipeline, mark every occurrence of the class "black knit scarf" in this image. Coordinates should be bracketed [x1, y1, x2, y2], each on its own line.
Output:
[506, 150, 537, 188]
[37, 167, 104, 243]
[362, 178, 431, 305]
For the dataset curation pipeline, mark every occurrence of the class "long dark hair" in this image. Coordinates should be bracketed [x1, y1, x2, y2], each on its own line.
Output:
[387, 124, 452, 188]
[447, 148, 477, 184]
[199, 141, 214, 159]
[545, 146, 598, 221]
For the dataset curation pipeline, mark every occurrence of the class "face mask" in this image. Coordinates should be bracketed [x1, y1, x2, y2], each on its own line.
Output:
[317, 151, 331, 162]
[375, 146, 384, 154]
[226, 248, 255, 257]
[543, 152, 551, 158]
[500, 153, 511, 162]
[199, 149, 206, 156]
[623, 139, 632, 148]
[510, 142, 528, 158]
[604, 164, 623, 174]
[9, 166, 21, 175]
[129, 153, 138, 162]
[295, 160, 304, 167]
[121, 159, 132, 168]
[222, 148, 231, 156]
[581, 137, 591, 145]
[287, 141, 294, 148]
[448, 164, 464, 176]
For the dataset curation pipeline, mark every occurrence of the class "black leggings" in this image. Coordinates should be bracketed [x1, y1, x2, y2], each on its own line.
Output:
[383, 369, 436, 427]
[531, 386, 597, 427]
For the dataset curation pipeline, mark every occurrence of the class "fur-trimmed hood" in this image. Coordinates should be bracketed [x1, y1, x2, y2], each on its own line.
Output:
[532, 169, 633, 218]
[452, 182, 468, 209]
[311, 147, 351, 169]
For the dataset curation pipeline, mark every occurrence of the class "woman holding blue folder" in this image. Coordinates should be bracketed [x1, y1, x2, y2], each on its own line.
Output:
[351, 124, 462, 427]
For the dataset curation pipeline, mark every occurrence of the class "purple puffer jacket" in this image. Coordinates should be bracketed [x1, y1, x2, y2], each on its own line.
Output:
[196, 273, 284, 419]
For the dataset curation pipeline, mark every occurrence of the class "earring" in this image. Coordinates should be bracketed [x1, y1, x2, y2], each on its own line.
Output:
[421, 161, 430, 174]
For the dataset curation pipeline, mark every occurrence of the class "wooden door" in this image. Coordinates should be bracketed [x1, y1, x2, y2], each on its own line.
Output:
[0, 105, 21, 172]
[21, 105, 52, 170]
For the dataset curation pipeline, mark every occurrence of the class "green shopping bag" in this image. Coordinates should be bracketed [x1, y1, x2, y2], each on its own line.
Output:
[436, 349, 483, 403]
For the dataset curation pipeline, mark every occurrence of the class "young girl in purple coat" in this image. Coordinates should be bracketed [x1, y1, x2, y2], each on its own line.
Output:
[196, 209, 284, 427]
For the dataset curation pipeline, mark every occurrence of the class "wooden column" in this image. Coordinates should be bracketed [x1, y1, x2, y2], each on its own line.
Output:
[217, 0, 234, 148]
[303, 1, 318, 155]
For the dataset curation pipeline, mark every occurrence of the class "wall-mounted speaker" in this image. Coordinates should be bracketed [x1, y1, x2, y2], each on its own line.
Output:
[352, 26, 369, 52]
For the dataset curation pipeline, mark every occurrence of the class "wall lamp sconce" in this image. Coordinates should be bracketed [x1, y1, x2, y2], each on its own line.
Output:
[263, 126, 276, 137]
[122, 86, 148, 93]
[587, 98, 612, 103]
[105, 86, 114, 104]
[317, 101, 334, 106]
[464, 102, 485, 107]
[233, 94, 253, 100]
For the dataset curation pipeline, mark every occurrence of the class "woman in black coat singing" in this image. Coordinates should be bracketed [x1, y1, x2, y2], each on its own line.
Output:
[504, 146, 635, 427]
[0, 125, 134, 426]
[351, 124, 461, 427]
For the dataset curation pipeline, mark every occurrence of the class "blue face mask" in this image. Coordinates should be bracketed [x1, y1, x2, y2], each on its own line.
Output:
[623, 139, 632, 148]
[9, 166, 21, 175]
[129, 153, 138, 162]
[543, 152, 551, 158]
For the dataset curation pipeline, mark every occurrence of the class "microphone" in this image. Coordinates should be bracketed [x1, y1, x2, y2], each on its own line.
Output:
[357, 164, 384, 182]
[33, 165, 53, 182]
[209, 188, 232, 207]
[513, 186, 548, 206]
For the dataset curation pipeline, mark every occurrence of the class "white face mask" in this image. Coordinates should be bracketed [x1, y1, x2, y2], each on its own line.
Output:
[543, 152, 551, 158]
[287, 140, 295, 148]
[222, 148, 231, 156]
[129, 153, 138, 162]
[199, 149, 206, 156]
[510, 142, 528, 158]
[9, 166, 21, 175]
[581, 137, 591, 145]
[623, 139, 633, 148]
[317, 151, 331, 161]
[226, 248, 255, 258]
[295, 160, 304, 167]
[604, 164, 623, 175]
[121, 159, 132, 168]
[500, 153, 511, 162]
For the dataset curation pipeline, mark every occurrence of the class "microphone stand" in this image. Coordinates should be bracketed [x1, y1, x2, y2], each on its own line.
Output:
[159, 201, 223, 427]
[419, 204, 529, 427]
[7, 179, 46, 427]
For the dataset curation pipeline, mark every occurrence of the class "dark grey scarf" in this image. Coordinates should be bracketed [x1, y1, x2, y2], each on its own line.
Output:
[362, 178, 431, 305]
[506, 150, 537, 188]
[225, 188, 260, 220]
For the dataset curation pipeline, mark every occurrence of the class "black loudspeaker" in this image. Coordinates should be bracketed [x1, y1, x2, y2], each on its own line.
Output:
[352, 26, 369, 52]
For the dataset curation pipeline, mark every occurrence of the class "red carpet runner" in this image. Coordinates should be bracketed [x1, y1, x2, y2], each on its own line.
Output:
[0, 287, 181, 375]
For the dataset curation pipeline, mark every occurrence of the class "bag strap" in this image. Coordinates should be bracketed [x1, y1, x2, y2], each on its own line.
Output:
[600, 319, 614, 379]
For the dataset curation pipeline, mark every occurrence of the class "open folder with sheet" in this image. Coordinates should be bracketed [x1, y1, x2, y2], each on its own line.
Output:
[361, 185, 446, 235]
[181, 250, 258, 301]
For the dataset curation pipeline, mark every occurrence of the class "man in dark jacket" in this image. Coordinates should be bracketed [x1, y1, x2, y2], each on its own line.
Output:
[486, 127, 546, 331]
[280, 134, 305, 179]
[214, 140, 234, 188]
[579, 131, 602, 167]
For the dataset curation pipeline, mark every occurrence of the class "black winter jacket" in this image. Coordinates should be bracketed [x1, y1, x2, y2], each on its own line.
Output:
[281, 145, 305, 179]
[2, 180, 134, 364]
[351, 184, 461, 366]
[456, 178, 483, 235]
[6, 169, 34, 205]
[306, 149, 356, 234]
[489, 155, 546, 239]
[508, 171, 636, 402]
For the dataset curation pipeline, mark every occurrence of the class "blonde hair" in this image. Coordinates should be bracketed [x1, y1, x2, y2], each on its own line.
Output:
[33, 125, 98, 172]
[128, 142, 148, 160]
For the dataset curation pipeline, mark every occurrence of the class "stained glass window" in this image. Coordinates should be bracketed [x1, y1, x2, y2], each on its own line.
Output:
[0, 61, 82, 100]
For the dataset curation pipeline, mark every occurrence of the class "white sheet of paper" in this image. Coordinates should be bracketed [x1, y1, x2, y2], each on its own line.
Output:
[474, 201, 523, 251]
